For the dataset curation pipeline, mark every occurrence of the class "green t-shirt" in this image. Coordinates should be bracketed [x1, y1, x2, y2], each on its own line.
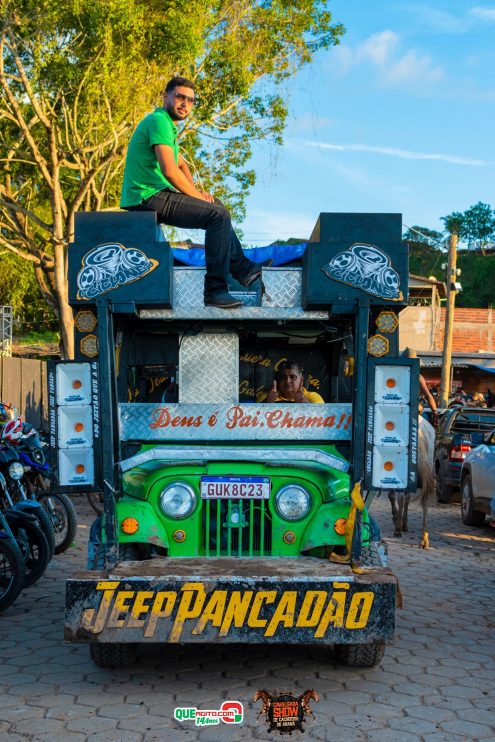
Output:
[120, 108, 179, 207]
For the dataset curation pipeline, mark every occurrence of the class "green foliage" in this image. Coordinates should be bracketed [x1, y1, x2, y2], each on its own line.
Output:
[441, 202, 495, 249]
[0, 0, 344, 352]
[0, 253, 57, 330]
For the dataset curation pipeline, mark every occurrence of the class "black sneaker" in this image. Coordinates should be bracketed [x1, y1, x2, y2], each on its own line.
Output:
[204, 291, 243, 308]
[237, 259, 273, 288]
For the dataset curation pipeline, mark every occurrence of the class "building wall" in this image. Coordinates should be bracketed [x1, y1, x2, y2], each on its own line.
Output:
[434, 307, 493, 353]
[399, 305, 438, 351]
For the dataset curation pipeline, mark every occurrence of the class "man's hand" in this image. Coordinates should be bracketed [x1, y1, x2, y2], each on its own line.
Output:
[267, 380, 278, 403]
[198, 191, 215, 203]
[294, 378, 305, 403]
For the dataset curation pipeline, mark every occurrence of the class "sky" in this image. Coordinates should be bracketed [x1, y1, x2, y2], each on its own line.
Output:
[237, 1, 495, 245]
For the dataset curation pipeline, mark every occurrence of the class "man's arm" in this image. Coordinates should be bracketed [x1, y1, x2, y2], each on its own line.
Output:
[420, 375, 437, 412]
[154, 145, 213, 202]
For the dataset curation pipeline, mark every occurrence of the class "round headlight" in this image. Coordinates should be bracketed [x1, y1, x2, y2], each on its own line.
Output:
[275, 485, 312, 521]
[8, 462, 24, 480]
[159, 482, 196, 519]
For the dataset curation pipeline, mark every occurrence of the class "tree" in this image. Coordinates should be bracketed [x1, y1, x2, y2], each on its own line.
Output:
[441, 202, 495, 251]
[0, 0, 344, 357]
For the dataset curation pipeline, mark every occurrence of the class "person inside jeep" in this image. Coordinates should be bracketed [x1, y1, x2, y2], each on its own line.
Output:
[259, 361, 324, 403]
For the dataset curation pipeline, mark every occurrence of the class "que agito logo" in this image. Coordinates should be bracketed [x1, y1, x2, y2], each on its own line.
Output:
[254, 688, 319, 735]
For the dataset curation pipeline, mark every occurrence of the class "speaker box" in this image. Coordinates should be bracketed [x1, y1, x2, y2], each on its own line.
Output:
[56, 363, 92, 406]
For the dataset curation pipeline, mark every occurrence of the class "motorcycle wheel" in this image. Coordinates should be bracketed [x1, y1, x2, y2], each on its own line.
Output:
[87, 491, 104, 515]
[37, 492, 77, 554]
[0, 537, 26, 611]
[9, 519, 50, 587]
[31, 505, 56, 560]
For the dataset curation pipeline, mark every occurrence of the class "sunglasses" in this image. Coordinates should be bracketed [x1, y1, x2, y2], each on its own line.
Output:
[172, 91, 196, 106]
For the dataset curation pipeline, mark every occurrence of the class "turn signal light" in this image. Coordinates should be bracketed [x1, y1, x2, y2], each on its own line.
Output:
[334, 518, 347, 535]
[121, 517, 139, 535]
[283, 531, 297, 544]
[173, 529, 187, 543]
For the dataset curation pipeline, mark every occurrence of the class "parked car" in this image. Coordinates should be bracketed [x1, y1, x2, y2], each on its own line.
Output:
[434, 406, 495, 503]
[460, 429, 495, 526]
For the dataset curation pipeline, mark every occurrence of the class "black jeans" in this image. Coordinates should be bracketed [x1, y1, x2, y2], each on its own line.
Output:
[129, 190, 254, 294]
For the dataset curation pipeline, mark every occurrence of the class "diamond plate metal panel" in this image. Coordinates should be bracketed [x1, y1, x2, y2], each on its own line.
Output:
[138, 267, 328, 320]
[119, 403, 352, 442]
[179, 333, 238, 403]
[262, 268, 301, 308]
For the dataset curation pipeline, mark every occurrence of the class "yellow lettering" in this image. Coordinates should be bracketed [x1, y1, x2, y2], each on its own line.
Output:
[127, 591, 154, 628]
[169, 583, 206, 643]
[193, 590, 228, 635]
[314, 592, 347, 638]
[107, 591, 135, 628]
[296, 591, 327, 627]
[219, 591, 253, 637]
[345, 592, 374, 629]
[81, 581, 120, 634]
[265, 591, 297, 637]
[143, 591, 177, 638]
[247, 591, 277, 628]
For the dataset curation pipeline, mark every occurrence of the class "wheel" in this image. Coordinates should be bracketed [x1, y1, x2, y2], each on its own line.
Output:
[119, 543, 140, 561]
[359, 541, 388, 568]
[334, 641, 385, 668]
[436, 465, 455, 504]
[9, 519, 50, 587]
[461, 475, 485, 527]
[89, 643, 137, 668]
[38, 492, 77, 554]
[0, 537, 26, 611]
[31, 505, 55, 559]
[87, 491, 103, 515]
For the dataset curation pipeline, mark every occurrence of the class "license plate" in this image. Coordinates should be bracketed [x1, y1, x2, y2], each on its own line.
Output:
[200, 476, 270, 500]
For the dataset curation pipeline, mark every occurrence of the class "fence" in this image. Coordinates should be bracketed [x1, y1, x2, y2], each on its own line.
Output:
[0, 356, 48, 429]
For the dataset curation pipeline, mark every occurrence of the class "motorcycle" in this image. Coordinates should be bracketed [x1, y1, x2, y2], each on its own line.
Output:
[0, 510, 26, 612]
[0, 492, 50, 588]
[1, 407, 77, 554]
[0, 438, 55, 559]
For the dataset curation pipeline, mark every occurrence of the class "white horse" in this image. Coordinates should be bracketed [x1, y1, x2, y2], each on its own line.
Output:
[388, 416, 436, 549]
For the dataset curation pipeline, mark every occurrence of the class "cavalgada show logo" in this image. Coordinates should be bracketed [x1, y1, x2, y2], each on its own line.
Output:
[254, 688, 319, 735]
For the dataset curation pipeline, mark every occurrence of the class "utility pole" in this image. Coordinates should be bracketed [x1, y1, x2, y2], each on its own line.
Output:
[439, 232, 459, 409]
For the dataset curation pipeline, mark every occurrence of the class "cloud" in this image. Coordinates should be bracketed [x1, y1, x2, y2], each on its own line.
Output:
[406, 6, 469, 33]
[332, 30, 444, 87]
[300, 140, 491, 167]
[469, 6, 495, 21]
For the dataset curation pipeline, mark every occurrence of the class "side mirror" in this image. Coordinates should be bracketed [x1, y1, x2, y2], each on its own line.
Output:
[470, 431, 484, 445]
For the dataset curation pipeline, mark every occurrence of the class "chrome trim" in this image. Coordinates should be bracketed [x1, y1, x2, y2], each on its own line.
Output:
[120, 446, 350, 474]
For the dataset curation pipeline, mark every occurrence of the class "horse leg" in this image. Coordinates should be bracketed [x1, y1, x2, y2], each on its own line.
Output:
[395, 492, 404, 538]
[402, 492, 410, 532]
[388, 491, 399, 532]
[421, 485, 430, 549]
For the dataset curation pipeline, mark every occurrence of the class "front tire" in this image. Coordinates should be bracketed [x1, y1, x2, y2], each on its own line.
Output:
[0, 538, 26, 611]
[38, 492, 77, 554]
[90, 643, 137, 668]
[461, 475, 485, 526]
[9, 520, 50, 587]
[334, 641, 385, 668]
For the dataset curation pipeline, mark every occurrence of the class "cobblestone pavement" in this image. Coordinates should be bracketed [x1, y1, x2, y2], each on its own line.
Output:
[1, 494, 494, 742]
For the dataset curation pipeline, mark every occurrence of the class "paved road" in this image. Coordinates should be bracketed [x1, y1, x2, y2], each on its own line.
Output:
[1, 495, 494, 742]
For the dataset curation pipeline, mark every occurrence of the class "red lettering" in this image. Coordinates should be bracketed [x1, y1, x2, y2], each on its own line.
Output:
[226, 405, 243, 429]
[323, 415, 336, 427]
[265, 409, 282, 428]
[149, 407, 170, 428]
